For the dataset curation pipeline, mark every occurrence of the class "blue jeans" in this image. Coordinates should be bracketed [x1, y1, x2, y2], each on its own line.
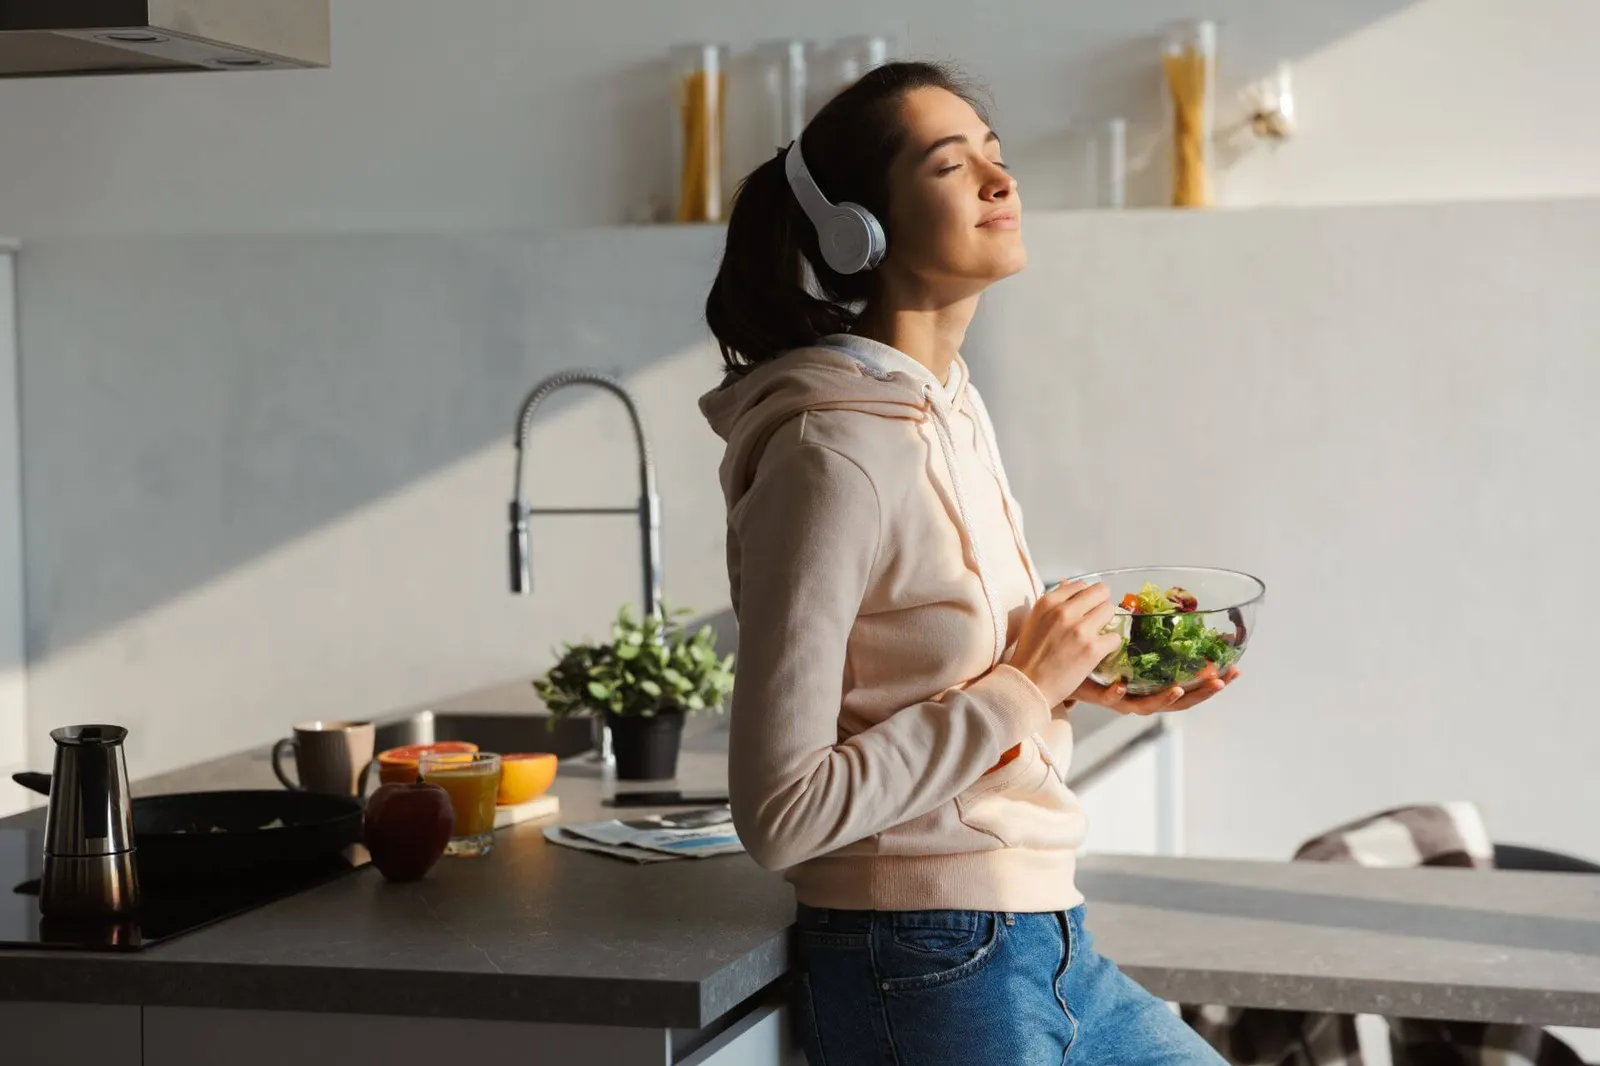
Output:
[792, 904, 1225, 1066]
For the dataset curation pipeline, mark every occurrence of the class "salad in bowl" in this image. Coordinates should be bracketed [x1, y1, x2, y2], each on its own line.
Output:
[1061, 566, 1265, 696]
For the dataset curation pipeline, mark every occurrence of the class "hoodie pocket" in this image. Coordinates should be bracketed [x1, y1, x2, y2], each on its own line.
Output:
[955, 736, 1083, 850]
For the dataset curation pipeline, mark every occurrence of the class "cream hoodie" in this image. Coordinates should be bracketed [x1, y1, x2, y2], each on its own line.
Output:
[700, 336, 1087, 912]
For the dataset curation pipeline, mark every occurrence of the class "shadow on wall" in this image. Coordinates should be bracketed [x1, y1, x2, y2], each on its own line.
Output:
[17, 228, 727, 666]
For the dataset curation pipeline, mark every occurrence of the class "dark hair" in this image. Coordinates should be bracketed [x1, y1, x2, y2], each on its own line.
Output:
[704, 60, 988, 377]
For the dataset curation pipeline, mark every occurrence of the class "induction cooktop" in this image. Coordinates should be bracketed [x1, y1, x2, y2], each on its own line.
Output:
[0, 828, 367, 952]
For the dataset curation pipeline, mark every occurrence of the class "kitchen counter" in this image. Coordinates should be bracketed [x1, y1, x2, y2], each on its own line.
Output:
[1082, 857, 1600, 1028]
[0, 746, 787, 1031]
[2, 710, 1597, 1058]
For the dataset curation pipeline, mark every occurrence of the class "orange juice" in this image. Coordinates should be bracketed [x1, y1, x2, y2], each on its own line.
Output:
[419, 752, 500, 855]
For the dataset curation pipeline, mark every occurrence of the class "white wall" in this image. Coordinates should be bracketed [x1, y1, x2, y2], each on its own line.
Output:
[0, 0, 1598, 239]
[1220, 0, 1600, 206]
[970, 199, 1600, 862]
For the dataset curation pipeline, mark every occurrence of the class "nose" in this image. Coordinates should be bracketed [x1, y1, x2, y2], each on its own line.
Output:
[981, 162, 1016, 201]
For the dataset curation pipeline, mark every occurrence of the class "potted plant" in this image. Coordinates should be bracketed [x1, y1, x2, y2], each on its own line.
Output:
[533, 604, 734, 781]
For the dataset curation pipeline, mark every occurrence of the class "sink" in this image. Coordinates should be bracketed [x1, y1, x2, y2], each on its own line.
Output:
[372, 710, 595, 760]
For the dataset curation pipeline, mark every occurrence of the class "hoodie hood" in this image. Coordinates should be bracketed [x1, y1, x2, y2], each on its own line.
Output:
[701, 342, 966, 506]
[702, 335, 1040, 694]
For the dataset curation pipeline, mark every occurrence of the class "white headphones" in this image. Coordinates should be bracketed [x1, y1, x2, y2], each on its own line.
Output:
[785, 139, 887, 275]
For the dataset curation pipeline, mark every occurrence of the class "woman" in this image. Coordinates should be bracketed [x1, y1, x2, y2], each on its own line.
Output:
[699, 61, 1239, 1065]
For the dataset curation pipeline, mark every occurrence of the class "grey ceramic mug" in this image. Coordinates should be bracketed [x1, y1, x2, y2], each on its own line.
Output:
[272, 720, 375, 797]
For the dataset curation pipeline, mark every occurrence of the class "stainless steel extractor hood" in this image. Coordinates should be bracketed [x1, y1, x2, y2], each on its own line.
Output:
[0, 0, 329, 78]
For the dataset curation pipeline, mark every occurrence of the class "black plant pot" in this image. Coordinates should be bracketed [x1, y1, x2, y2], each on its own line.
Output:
[605, 709, 685, 781]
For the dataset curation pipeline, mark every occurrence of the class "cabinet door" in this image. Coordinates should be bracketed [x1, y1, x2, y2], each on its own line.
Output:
[678, 1003, 800, 1066]
[143, 1007, 670, 1066]
[1074, 729, 1175, 857]
[0, 1001, 141, 1066]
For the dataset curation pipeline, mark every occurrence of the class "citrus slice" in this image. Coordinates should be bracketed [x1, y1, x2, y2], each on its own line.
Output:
[375, 741, 479, 785]
[496, 753, 557, 806]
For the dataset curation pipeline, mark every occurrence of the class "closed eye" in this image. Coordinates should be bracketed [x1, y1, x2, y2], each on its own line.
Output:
[936, 159, 1008, 176]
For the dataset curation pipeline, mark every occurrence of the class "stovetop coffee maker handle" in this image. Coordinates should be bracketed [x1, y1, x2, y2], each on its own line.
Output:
[40, 724, 140, 918]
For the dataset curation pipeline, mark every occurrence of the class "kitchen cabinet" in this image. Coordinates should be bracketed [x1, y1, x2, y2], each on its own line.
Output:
[0, 1001, 141, 1066]
[1073, 722, 1181, 857]
[142, 1002, 803, 1066]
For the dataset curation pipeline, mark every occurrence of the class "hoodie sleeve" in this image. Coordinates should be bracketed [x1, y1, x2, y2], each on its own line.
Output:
[726, 442, 1053, 872]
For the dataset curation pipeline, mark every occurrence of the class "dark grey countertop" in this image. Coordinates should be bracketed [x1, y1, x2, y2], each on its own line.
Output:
[3, 713, 1597, 1030]
[0, 746, 793, 1029]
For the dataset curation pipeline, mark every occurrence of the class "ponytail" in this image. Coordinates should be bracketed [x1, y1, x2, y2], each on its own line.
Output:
[704, 149, 856, 377]
[704, 60, 985, 379]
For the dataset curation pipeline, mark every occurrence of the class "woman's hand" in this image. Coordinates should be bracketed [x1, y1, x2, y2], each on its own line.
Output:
[1009, 581, 1126, 708]
[1071, 663, 1242, 717]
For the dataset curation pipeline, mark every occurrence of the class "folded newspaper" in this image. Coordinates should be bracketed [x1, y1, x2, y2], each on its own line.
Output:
[544, 806, 745, 863]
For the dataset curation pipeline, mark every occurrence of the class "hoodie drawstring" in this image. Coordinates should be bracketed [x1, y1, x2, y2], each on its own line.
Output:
[965, 387, 1046, 598]
[964, 387, 1067, 776]
[923, 384, 1009, 668]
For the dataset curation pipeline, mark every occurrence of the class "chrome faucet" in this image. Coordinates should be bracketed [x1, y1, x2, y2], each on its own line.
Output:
[509, 370, 663, 619]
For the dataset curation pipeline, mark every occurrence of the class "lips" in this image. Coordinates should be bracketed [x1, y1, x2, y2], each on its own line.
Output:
[978, 210, 1020, 229]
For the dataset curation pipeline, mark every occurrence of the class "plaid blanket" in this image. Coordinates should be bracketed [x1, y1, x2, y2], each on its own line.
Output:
[1179, 803, 1587, 1066]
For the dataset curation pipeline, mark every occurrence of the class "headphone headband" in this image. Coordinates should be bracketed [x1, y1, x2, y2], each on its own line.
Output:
[782, 138, 887, 275]
[784, 140, 833, 227]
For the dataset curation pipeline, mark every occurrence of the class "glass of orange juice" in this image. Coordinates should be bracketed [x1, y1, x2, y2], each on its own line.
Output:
[419, 751, 501, 857]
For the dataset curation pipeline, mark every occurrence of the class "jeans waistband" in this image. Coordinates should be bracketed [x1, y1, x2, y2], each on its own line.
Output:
[796, 903, 1086, 935]
[795, 903, 877, 934]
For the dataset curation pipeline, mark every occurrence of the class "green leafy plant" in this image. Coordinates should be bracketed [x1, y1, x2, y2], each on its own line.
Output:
[533, 604, 735, 719]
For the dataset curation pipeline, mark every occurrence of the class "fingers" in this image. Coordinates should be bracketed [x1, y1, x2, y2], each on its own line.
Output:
[1044, 584, 1109, 632]
[1118, 687, 1186, 716]
[1040, 579, 1089, 607]
[1129, 668, 1243, 714]
[1041, 580, 1107, 609]
[1062, 581, 1111, 612]
[1172, 670, 1240, 709]
[1176, 680, 1226, 705]
[1086, 666, 1243, 716]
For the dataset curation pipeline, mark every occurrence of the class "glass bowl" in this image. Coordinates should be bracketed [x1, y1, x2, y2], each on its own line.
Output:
[1060, 566, 1265, 696]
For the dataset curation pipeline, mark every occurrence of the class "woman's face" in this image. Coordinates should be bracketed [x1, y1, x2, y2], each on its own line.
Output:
[880, 87, 1025, 300]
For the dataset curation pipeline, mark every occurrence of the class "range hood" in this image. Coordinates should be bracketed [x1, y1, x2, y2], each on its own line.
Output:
[0, 0, 329, 78]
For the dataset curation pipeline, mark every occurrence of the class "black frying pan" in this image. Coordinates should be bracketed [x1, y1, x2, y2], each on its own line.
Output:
[12, 772, 362, 888]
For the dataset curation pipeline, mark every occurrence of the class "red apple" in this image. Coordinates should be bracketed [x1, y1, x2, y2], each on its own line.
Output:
[363, 781, 454, 882]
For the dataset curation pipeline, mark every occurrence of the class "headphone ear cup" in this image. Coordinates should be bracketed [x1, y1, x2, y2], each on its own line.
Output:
[855, 205, 887, 271]
[819, 204, 886, 275]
